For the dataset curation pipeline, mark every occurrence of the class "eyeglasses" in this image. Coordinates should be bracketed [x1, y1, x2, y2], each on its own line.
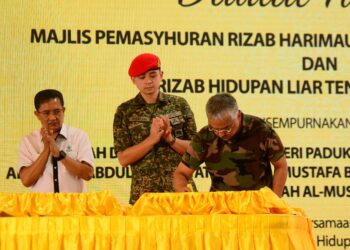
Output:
[208, 124, 233, 134]
[38, 109, 64, 118]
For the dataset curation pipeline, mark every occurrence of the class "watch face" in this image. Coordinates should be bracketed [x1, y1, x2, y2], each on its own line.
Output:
[58, 150, 66, 160]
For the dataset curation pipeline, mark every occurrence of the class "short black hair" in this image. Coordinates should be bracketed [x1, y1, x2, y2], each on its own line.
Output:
[34, 89, 64, 110]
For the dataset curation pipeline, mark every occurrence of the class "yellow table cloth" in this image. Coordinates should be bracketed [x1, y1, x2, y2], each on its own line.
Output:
[0, 190, 122, 217]
[0, 188, 316, 250]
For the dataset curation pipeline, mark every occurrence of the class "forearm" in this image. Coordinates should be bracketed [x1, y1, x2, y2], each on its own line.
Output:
[117, 136, 158, 167]
[272, 166, 288, 197]
[173, 163, 194, 192]
[173, 173, 189, 192]
[168, 138, 190, 155]
[60, 157, 93, 180]
[19, 148, 50, 187]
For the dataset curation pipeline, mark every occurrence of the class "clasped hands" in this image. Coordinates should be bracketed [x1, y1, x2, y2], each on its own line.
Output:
[41, 127, 61, 158]
[149, 115, 174, 144]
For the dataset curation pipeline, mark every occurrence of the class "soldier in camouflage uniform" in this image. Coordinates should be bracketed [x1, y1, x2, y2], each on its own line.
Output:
[174, 93, 288, 197]
[113, 53, 197, 204]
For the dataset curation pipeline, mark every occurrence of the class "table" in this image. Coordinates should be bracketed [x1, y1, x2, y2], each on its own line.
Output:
[0, 188, 316, 250]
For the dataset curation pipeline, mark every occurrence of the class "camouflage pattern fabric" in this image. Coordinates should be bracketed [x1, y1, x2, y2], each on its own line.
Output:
[113, 92, 197, 204]
[182, 112, 285, 192]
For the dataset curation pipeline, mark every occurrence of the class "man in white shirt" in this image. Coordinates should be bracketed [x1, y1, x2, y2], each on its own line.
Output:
[18, 89, 94, 192]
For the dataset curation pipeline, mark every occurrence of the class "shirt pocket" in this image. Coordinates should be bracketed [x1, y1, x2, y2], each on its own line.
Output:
[128, 118, 151, 144]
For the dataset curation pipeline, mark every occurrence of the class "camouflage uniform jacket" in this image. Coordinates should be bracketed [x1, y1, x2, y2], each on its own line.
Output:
[182, 112, 285, 192]
[113, 92, 197, 204]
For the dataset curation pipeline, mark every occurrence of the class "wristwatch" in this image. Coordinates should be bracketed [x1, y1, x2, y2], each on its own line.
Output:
[168, 136, 176, 146]
[54, 150, 67, 161]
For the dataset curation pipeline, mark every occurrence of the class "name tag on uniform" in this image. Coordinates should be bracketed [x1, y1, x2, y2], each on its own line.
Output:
[129, 117, 149, 122]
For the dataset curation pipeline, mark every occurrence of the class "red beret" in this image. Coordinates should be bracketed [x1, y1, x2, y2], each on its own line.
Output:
[128, 53, 161, 77]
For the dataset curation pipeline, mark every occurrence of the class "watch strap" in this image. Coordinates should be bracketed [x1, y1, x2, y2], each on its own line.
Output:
[54, 150, 66, 161]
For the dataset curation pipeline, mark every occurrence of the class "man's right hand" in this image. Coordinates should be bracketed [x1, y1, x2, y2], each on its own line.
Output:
[41, 127, 60, 157]
[149, 117, 165, 143]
